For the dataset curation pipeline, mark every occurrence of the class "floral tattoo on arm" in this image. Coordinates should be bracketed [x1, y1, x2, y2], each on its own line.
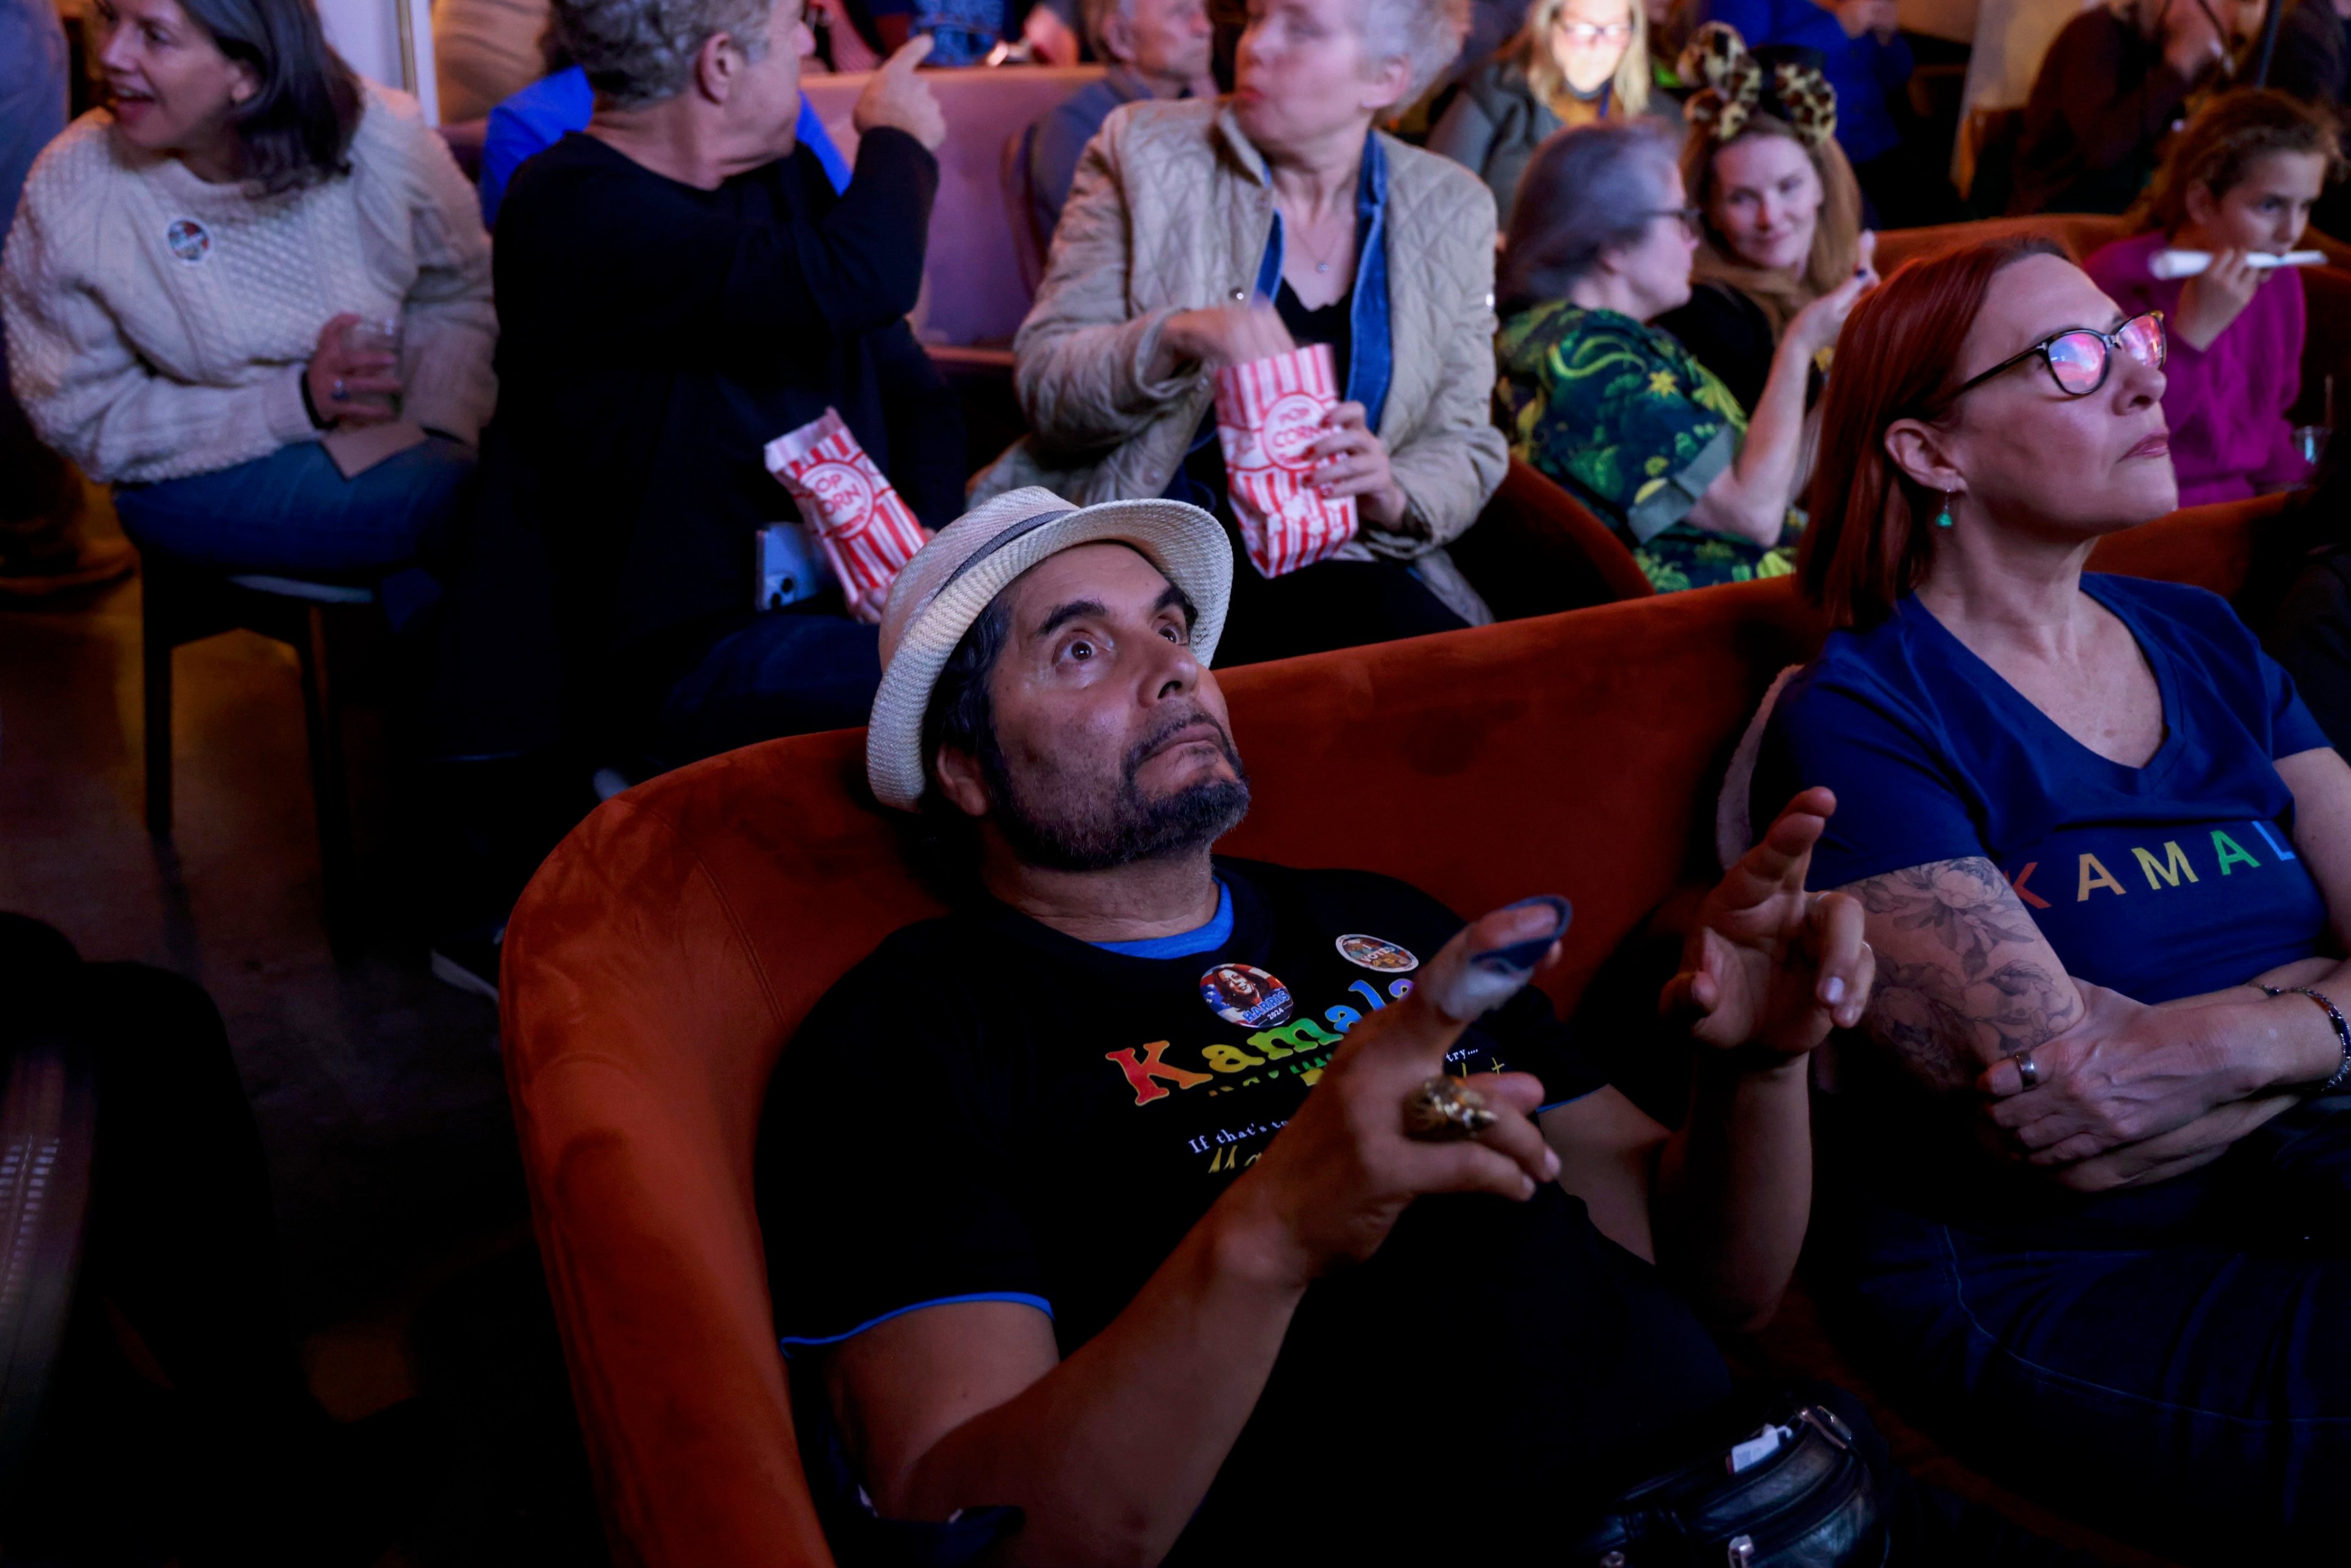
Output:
[1843, 858, 2080, 1093]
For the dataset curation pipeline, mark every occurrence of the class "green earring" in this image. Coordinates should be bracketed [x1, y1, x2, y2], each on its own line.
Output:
[1934, 489, 1956, 530]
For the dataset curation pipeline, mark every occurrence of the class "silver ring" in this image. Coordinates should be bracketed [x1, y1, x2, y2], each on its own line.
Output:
[330, 378, 350, 402]
[1401, 1076, 1497, 1142]
[2014, 1051, 2040, 1090]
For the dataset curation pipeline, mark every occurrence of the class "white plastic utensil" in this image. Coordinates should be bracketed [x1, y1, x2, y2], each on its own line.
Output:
[2150, 249, 2326, 280]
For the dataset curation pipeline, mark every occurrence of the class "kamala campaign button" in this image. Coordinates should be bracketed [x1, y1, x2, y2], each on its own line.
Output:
[1336, 934, 1418, 973]
[164, 218, 211, 263]
[1200, 964, 1294, 1027]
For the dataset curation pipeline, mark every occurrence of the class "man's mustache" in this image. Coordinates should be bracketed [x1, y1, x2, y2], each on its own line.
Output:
[1123, 707, 1244, 783]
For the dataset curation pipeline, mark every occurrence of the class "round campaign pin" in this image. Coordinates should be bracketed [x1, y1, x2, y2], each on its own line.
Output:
[1199, 963, 1294, 1028]
[1335, 934, 1419, 974]
[164, 218, 211, 264]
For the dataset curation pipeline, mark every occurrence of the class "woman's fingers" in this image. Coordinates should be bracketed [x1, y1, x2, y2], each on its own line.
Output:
[1981, 1054, 2038, 1101]
[1981, 1036, 2083, 1101]
[2027, 1131, 2109, 1165]
[1242, 304, 1295, 361]
[1187, 304, 1294, 369]
[314, 311, 361, 358]
[1318, 468, 1390, 500]
[1304, 428, 1374, 462]
[1808, 892, 1870, 1024]
[1714, 788, 1835, 912]
[1660, 928, 1732, 1028]
[1842, 938, 1876, 1032]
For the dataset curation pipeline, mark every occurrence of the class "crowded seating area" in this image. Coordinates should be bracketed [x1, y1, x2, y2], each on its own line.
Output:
[6, 0, 2351, 1558]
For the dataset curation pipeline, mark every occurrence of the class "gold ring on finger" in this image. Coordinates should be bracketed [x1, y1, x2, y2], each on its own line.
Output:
[1401, 1075, 1498, 1142]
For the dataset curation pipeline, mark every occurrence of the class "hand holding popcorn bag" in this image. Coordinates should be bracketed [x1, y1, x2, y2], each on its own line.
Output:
[762, 409, 930, 604]
[1213, 343, 1359, 578]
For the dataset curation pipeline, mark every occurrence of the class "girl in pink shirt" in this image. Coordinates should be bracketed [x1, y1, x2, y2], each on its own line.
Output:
[2084, 89, 2339, 508]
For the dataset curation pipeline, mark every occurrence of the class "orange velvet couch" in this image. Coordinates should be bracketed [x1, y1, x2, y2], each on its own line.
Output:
[500, 494, 2284, 1568]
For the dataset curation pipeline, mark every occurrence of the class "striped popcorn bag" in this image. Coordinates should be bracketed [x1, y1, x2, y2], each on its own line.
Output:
[1213, 343, 1359, 578]
[763, 408, 930, 602]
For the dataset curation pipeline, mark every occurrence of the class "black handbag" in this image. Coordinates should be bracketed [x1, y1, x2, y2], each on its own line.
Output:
[1568, 1389, 1891, 1568]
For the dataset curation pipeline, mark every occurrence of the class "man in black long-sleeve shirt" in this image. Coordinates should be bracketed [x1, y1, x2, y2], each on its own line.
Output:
[2009, 0, 2225, 215]
[475, 0, 959, 768]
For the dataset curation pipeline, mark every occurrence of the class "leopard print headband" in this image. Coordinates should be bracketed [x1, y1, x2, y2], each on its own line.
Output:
[1678, 22, 1838, 150]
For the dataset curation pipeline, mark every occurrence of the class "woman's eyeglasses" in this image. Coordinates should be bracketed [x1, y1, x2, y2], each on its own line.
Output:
[1554, 20, 1635, 42]
[1643, 206, 1702, 236]
[1947, 312, 2166, 401]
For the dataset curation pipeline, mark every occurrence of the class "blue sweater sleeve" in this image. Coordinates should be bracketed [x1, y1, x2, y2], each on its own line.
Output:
[479, 67, 594, 230]
[795, 94, 851, 195]
[1865, 29, 1914, 89]
[1701, 0, 1776, 43]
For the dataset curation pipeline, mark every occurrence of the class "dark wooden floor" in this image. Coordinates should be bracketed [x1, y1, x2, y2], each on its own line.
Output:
[0, 501, 606, 1564]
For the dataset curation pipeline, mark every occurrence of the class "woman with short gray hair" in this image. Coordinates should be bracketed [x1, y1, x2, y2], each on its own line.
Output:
[980, 0, 1510, 666]
[1493, 119, 1872, 593]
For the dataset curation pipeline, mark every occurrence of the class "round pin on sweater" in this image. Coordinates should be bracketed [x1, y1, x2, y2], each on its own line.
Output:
[164, 219, 211, 263]
[1200, 964, 1294, 1027]
[1335, 934, 1418, 973]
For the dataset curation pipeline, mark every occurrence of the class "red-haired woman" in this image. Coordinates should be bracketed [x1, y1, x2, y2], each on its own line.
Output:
[1749, 238, 2351, 1556]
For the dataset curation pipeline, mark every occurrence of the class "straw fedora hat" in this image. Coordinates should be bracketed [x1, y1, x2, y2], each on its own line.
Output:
[864, 486, 1233, 811]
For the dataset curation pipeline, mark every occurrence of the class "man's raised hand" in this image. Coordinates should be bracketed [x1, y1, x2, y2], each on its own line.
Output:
[854, 36, 947, 150]
[1213, 901, 1570, 1286]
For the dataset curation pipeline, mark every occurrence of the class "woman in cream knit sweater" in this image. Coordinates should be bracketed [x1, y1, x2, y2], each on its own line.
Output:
[1, 0, 495, 604]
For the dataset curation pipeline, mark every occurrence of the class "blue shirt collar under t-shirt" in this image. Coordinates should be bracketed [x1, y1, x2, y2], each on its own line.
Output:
[1092, 880, 1235, 959]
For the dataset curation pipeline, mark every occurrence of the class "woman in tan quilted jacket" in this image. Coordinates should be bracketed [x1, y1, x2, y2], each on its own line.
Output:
[977, 0, 1510, 666]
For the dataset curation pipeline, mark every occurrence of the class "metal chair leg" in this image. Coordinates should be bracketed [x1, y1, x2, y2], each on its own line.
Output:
[296, 606, 360, 961]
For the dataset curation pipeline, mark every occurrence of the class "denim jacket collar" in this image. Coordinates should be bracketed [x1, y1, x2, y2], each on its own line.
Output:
[1242, 126, 1394, 430]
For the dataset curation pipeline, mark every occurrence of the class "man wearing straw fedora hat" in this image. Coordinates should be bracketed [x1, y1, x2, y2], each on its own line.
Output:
[751, 487, 1968, 1564]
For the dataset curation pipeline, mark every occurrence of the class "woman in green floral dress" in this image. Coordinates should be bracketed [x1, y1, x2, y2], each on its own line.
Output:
[1491, 119, 1874, 592]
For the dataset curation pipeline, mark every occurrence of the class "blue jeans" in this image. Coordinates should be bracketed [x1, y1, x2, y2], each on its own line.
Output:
[114, 438, 474, 629]
[1829, 1101, 2351, 1562]
[653, 610, 881, 767]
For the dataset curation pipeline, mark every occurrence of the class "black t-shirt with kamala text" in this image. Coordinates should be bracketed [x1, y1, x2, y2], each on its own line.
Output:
[755, 859, 1733, 1561]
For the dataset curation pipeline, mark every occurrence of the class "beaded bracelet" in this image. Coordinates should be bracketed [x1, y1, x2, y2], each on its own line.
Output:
[2295, 988, 2351, 1095]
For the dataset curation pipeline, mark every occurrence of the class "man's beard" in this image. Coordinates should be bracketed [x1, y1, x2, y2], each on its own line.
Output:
[982, 707, 1252, 872]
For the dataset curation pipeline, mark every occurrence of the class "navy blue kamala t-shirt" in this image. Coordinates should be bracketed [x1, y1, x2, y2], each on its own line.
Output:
[1755, 575, 2331, 1004]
